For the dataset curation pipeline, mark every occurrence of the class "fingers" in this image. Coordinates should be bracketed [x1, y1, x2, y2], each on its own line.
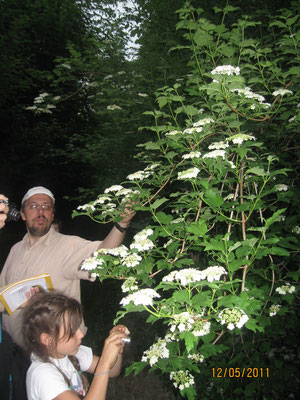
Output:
[109, 325, 130, 335]
[0, 195, 9, 229]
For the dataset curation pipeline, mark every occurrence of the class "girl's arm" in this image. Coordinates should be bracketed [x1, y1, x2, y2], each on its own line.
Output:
[53, 328, 127, 400]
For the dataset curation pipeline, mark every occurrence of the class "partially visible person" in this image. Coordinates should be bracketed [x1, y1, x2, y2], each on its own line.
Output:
[0, 186, 135, 348]
[52, 217, 62, 233]
[23, 291, 128, 400]
[0, 194, 9, 228]
[1, 193, 30, 400]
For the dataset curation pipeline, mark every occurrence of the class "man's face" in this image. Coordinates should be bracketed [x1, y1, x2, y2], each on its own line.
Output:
[21, 194, 54, 237]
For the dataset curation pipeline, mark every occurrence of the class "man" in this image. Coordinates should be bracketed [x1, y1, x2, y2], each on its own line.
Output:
[0, 186, 134, 348]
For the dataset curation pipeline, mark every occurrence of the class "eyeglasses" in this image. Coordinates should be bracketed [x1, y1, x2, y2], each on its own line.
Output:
[26, 204, 53, 211]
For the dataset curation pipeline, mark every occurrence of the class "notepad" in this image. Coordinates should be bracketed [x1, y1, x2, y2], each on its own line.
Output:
[0, 273, 53, 315]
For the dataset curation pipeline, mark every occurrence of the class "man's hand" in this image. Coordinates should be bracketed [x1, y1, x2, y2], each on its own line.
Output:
[0, 194, 9, 229]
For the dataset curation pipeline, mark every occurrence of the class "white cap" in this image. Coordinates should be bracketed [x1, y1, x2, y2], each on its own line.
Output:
[21, 186, 55, 205]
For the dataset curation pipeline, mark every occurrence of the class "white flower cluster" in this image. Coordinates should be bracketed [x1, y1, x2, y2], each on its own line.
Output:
[211, 65, 240, 76]
[208, 141, 229, 150]
[219, 308, 249, 330]
[292, 226, 300, 234]
[272, 88, 293, 96]
[127, 170, 150, 181]
[182, 151, 201, 159]
[188, 353, 204, 363]
[163, 266, 227, 286]
[231, 87, 267, 104]
[183, 126, 203, 134]
[121, 277, 139, 293]
[141, 338, 169, 366]
[269, 304, 281, 316]
[169, 312, 195, 333]
[203, 266, 227, 282]
[104, 185, 124, 193]
[99, 245, 129, 258]
[275, 184, 288, 192]
[227, 134, 256, 145]
[203, 150, 226, 160]
[81, 256, 105, 271]
[25, 92, 58, 114]
[120, 288, 160, 307]
[130, 228, 154, 252]
[170, 370, 195, 391]
[193, 118, 215, 126]
[166, 129, 181, 136]
[121, 253, 142, 267]
[163, 268, 205, 286]
[107, 104, 122, 110]
[275, 283, 296, 295]
[177, 167, 200, 180]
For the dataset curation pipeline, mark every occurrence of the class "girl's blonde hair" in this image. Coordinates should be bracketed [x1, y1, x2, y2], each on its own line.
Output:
[22, 291, 89, 395]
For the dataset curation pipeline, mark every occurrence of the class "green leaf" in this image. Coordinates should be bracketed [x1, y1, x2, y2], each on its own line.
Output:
[245, 167, 266, 176]
[204, 189, 224, 208]
[270, 247, 290, 256]
[151, 197, 169, 210]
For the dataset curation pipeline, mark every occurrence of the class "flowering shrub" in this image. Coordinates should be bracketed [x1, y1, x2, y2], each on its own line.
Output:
[74, 3, 299, 399]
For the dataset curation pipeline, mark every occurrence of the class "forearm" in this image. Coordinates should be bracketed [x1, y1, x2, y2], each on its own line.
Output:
[84, 358, 111, 400]
[109, 353, 122, 378]
[98, 224, 127, 249]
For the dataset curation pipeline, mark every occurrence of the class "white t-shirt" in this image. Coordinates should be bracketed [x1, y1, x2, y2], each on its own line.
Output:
[26, 345, 93, 400]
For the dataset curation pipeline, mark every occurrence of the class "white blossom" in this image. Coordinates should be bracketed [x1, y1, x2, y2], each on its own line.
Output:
[104, 75, 113, 80]
[202, 266, 227, 282]
[94, 196, 111, 204]
[170, 370, 195, 390]
[183, 127, 203, 134]
[272, 88, 293, 96]
[193, 118, 215, 126]
[77, 203, 95, 211]
[141, 338, 169, 366]
[127, 170, 150, 180]
[224, 193, 235, 201]
[81, 257, 105, 271]
[138, 92, 149, 97]
[269, 304, 281, 316]
[203, 150, 226, 160]
[292, 226, 300, 234]
[121, 277, 139, 293]
[121, 252, 142, 267]
[227, 134, 256, 145]
[166, 130, 181, 136]
[275, 283, 296, 295]
[107, 104, 122, 110]
[120, 288, 160, 307]
[163, 268, 205, 286]
[104, 185, 124, 193]
[211, 65, 240, 76]
[188, 353, 204, 363]
[275, 184, 288, 191]
[231, 87, 266, 103]
[208, 141, 229, 150]
[182, 151, 201, 159]
[219, 308, 249, 330]
[177, 167, 200, 180]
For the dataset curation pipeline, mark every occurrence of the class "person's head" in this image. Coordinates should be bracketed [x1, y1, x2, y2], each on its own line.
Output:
[20, 186, 55, 237]
[22, 291, 84, 361]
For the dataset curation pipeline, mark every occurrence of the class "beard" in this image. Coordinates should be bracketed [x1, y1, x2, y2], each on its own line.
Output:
[27, 216, 51, 237]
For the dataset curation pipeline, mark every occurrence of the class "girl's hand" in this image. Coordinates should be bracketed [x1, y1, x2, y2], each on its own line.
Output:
[109, 325, 130, 336]
[98, 330, 126, 371]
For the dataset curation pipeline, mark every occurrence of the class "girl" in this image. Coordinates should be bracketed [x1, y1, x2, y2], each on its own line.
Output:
[22, 291, 128, 400]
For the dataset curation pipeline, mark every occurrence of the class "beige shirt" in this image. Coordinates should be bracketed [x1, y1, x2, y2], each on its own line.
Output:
[0, 227, 100, 347]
